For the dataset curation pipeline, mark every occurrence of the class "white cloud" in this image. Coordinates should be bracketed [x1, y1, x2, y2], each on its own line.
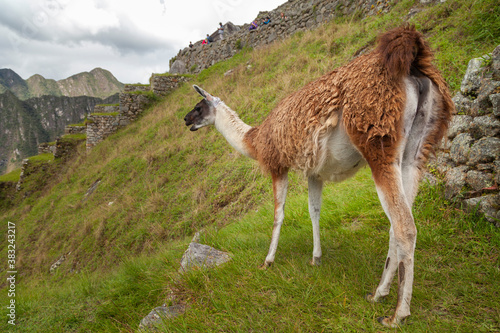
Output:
[0, 0, 287, 83]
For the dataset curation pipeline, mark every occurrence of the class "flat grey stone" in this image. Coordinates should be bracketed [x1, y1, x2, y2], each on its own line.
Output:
[179, 242, 231, 272]
[139, 304, 186, 332]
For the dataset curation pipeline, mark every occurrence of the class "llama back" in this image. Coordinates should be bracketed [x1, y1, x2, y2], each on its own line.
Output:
[245, 72, 343, 175]
[246, 25, 453, 175]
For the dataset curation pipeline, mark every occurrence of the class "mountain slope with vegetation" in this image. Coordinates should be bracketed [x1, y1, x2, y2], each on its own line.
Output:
[0, 68, 123, 174]
[0, 67, 124, 100]
[1, 0, 499, 332]
[0, 92, 119, 174]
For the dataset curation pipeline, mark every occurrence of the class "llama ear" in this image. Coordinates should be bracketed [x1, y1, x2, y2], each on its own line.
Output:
[193, 85, 214, 102]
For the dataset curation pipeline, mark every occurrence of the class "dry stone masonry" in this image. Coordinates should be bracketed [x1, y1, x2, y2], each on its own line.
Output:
[86, 74, 190, 151]
[433, 45, 500, 225]
[169, 0, 392, 75]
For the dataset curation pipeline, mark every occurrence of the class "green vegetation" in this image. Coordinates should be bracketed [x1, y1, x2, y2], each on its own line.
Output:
[1, 1, 499, 332]
[153, 73, 194, 78]
[90, 112, 120, 117]
[95, 103, 120, 107]
[0, 168, 21, 182]
[61, 133, 87, 141]
[27, 153, 54, 163]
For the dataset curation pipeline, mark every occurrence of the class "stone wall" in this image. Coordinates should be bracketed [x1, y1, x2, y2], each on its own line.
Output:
[64, 125, 86, 135]
[93, 104, 120, 113]
[119, 92, 156, 124]
[433, 45, 500, 225]
[54, 136, 85, 159]
[170, 0, 392, 75]
[38, 142, 56, 155]
[150, 75, 191, 96]
[86, 114, 121, 151]
[124, 84, 150, 93]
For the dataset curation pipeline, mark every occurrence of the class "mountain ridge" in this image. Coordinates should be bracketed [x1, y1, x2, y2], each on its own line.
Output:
[0, 67, 124, 100]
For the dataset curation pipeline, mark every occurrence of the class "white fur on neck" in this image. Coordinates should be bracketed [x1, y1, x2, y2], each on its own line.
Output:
[213, 102, 253, 158]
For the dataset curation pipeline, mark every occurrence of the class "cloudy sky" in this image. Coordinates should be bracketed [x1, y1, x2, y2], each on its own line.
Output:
[0, 0, 287, 84]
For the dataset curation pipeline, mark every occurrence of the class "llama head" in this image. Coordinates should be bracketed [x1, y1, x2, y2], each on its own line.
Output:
[184, 85, 220, 131]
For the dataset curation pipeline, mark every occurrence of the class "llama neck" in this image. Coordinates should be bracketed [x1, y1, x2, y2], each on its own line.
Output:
[214, 102, 255, 159]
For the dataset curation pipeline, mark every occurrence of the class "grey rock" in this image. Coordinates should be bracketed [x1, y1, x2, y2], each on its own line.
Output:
[450, 133, 474, 164]
[445, 166, 468, 199]
[492, 45, 500, 80]
[452, 92, 473, 115]
[179, 242, 231, 271]
[473, 80, 500, 114]
[169, 60, 187, 75]
[139, 304, 186, 332]
[447, 115, 473, 139]
[461, 56, 488, 96]
[490, 93, 500, 117]
[434, 151, 453, 175]
[470, 115, 500, 138]
[477, 163, 495, 171]
[468, 137, 500, 165]
[422, 172, 438, 186]
[466, 170, 494, 191]
[496, 160, 500, 184]
[464, 194, 500, 224]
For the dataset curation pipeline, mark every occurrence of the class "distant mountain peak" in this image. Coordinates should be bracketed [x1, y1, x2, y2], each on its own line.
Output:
[0, 68, 124, 100]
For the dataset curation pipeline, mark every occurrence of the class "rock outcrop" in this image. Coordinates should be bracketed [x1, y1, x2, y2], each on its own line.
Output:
[170, 0, 392, 75]
[434, 45, 500, 225]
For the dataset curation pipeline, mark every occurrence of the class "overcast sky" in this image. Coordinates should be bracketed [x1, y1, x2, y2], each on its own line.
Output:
[0, 0, 287, 84]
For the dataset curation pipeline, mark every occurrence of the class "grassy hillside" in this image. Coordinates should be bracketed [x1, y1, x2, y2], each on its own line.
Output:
[1, 0, 499, 331]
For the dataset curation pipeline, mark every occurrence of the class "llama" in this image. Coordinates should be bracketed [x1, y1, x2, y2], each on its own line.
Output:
[184, 26, 453, 326]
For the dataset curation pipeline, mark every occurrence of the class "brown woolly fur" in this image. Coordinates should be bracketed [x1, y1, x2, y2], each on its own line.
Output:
[245, 74, 340, 175]
[346, 25, 454, 168]
[245, 25, 453, 176]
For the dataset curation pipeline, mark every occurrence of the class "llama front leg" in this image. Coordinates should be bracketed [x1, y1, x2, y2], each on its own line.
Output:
[308, 176, 323, 266]
[262, 172, 289, 268]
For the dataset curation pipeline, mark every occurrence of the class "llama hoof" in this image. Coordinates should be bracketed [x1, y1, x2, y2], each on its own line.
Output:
[259, 261, 272, 270]
[377, 316, 392, 327]
[365, 293, 385, 303]
[377, 315, 406, 327]
[310, 257, 321, 266]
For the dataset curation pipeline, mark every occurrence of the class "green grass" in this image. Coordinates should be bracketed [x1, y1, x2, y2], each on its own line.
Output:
[27, 153, 54, 163]
[90, 112, 119, 116]
[153, 73, 194, 78]
[0, 168, 21, 182]
[61, 133, 87, 141]
[4, 170, 499, 332]
[95, 103, 120, 107]
[0, 0, 499, 332]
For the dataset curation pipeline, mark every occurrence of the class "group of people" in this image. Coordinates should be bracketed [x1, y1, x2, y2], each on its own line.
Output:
[189, 22, 224, 48]
[189, 12, 288, 47]
[249, 16, 272, 31]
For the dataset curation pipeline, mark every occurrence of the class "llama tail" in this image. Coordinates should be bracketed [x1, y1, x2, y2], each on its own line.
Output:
[375, 25, 434, 80]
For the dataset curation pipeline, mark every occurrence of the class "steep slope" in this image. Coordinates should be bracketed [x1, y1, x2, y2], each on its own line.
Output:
[0, 92, 119, 174]
[25, 67, 125, 99]
[0, 68, 30, 99]
[0, 67, 124, 100]
[0, 0, 499, 331]
[54, 68, 125, 99]
[0, 91, 50, 172]
[25, 74, 62, 98]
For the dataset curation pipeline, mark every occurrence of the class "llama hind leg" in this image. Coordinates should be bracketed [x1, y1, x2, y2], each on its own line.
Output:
[262, 172, 289, 269]
[308, 176, 323, 266]
[366, 226, 398, 302]
[371, 167, 416, 327]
